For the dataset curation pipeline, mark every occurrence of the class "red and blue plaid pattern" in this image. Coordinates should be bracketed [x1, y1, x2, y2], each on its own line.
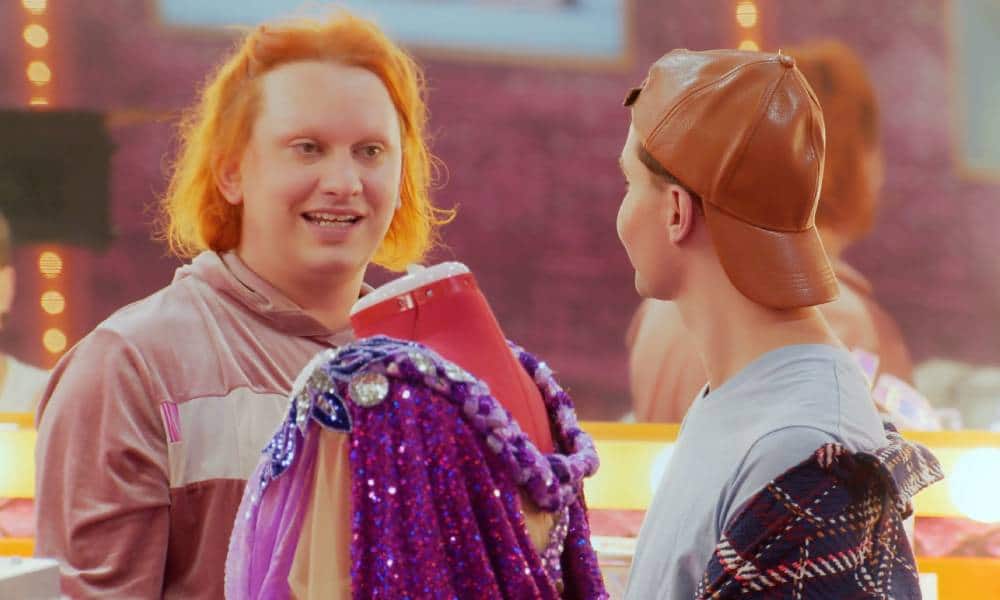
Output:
[697, 425, 943, 599]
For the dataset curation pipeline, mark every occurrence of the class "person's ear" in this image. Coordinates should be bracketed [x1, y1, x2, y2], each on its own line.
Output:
[666, 185, 697, 244]
[214, 156, 244, 206]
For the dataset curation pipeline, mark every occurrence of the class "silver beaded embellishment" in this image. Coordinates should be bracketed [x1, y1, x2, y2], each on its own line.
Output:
[350, 372, 390, 407]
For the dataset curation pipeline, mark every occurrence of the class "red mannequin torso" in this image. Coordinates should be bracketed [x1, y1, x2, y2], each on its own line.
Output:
[351, 264, 555, 453]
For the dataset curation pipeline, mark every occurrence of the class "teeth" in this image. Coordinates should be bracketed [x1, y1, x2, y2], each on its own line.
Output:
[306, 212, 359, 226]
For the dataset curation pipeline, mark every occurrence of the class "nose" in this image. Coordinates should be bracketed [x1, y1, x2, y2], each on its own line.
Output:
[318, 150, 363, 198]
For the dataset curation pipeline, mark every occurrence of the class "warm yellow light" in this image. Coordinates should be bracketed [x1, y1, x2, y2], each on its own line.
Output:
[23, 24, 49, 48]
[739, 40, 760, 52]
[949, 448, 1000, 523]
[43, 328, 67, 354]
[38, 251, 62, 278]
[40, 290, 65, 315]
[735, 1, 758, 28]
[584, 438, 671, 510]
[22, 0, 47, 15]
[26, 60, 51, 85]
[0, 430, 36, 497]
[29, 97, 49, 106]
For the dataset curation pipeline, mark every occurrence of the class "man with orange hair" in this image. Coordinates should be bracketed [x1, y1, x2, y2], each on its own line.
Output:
[626, 40, 914, 424]
[35, 12, 448, 598]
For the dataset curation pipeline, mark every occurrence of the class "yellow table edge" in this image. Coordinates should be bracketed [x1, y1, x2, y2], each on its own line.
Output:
[580, 420, 1000, 447]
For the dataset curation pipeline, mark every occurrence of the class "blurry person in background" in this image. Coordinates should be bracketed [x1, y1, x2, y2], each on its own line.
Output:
[626, 40, 913, 423]
[34, 12, 448, 598]
[0, 210, 49, 413]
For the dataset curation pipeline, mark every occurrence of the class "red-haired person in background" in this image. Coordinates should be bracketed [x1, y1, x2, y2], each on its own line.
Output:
[626, 40, 914, 424]
[34, 12, 449, 598]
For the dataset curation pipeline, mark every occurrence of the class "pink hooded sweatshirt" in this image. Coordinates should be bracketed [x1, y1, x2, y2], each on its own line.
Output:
[34, 251, 354, 599]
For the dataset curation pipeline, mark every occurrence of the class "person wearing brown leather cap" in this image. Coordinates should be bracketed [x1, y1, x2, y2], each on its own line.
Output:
[616, 49, 898, 598]
[625, 41, 914, 427]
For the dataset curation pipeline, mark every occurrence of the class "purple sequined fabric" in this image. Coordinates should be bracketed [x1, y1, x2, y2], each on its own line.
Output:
[226, 336, 607, 599]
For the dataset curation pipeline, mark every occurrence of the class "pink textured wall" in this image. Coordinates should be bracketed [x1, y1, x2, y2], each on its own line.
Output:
[0, 0, 997, 419]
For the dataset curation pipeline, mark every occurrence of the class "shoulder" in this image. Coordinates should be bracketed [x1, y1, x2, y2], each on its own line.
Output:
[39, 278, 222, 409]
[699, 436, 925, 599]
[749, 344, 874, 434]
[721, 426, 838, 530]
[747, 424, 838, 455]
[95, 275, 218, 344]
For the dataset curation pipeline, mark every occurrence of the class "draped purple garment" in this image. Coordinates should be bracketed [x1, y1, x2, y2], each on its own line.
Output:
[226, 336, 607, 599]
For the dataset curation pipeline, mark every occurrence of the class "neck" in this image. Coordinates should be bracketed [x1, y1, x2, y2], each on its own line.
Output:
[289, 274, 364, 332]
[675, 271, 841, 391]
[236, 250, 365, 332]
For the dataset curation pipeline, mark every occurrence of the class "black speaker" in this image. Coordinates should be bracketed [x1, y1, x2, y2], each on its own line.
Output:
[0, 110, 114, 250]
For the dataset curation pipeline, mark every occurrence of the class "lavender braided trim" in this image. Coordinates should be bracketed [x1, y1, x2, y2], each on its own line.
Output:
[256, 336, 600, 515]
[357, 336, 599, 512]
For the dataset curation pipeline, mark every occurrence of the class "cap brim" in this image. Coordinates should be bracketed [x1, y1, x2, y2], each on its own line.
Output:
[703, 202, 839, 309]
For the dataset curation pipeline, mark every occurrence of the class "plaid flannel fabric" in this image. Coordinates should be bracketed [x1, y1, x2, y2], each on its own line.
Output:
[697, 425, 943, 599]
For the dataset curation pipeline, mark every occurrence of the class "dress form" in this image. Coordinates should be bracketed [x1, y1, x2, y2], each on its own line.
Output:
[351, 263, 555, 453]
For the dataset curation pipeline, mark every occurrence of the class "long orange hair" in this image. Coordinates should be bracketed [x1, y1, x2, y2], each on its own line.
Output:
[787, 40, 880, 242]
[161, 11, 451, 270]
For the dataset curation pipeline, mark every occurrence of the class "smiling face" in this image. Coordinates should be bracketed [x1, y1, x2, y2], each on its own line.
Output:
[219, 60, 402, 294]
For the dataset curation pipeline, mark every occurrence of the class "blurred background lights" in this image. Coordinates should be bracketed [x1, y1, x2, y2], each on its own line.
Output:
[40, 291, 65, 315]
[949, 448, 1000, 523]
[26, 60, 51, 85]
[739, 40, 760, 51]
[38, 251, 63, 278]
[23, 24, 49, 48]
[735, 1, 758, 28]
[43, 328, 67, 354]
[22, 0, 47, 15]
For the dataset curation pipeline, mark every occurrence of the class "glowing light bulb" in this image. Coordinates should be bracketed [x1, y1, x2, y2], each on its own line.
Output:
[736, 2, 758, 28]
[43, 328, 67, 354]
[40, 291, 65, 315]
[22, 0, 47, 15]
[739, 40, 760, 52]
[23, 24, 49, 48]
[38, 251, 63, 278]
[27, 60, 52, 85]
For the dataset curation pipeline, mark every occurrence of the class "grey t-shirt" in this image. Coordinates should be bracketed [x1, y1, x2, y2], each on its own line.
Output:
[624, 344, 887, 600]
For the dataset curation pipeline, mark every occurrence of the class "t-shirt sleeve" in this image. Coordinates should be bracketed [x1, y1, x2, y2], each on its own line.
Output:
[34, 328, 171, 598]
[718, 426, 838, 533]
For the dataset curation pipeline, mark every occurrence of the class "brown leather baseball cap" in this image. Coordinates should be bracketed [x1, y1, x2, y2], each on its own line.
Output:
[625, 49, 838, 309]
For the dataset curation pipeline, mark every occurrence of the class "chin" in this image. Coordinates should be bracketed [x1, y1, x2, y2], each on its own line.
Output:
[302, 248, 368, 278]
[634, 272, 654, 298]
